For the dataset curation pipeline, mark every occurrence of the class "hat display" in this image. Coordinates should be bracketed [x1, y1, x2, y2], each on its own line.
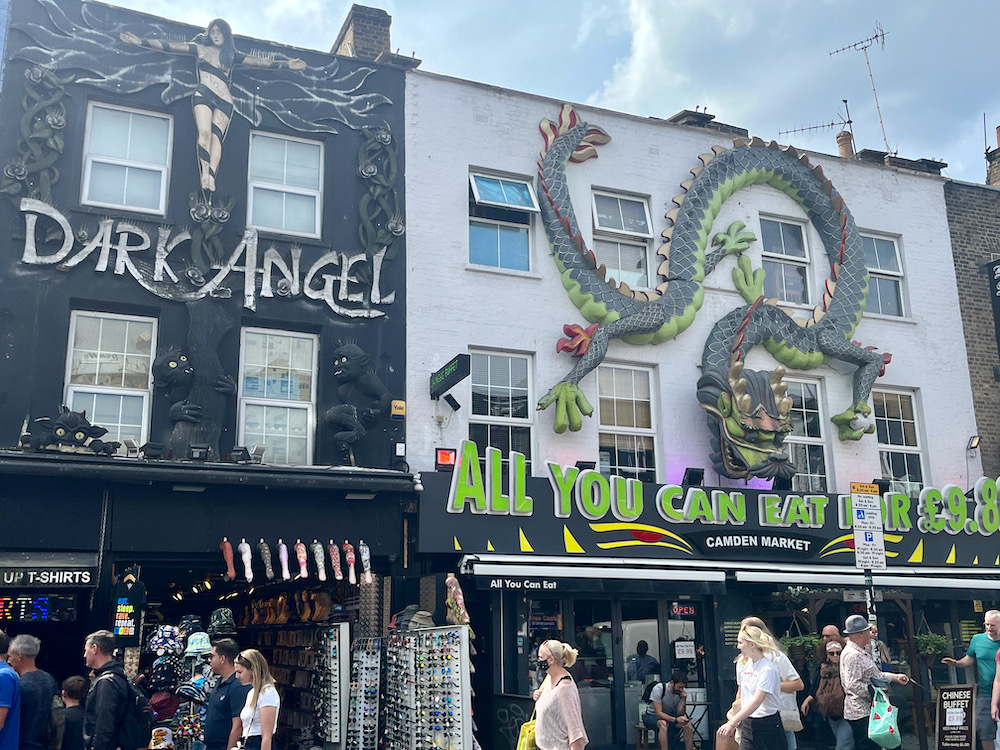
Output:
[175, 675, 209, 704]
[207, 607, 237, 636]
[150, 691, 181, 722]
[146, 655, 182, 691]
[843, 615, 872, 635]
[177, 615, 203, 638]
[148, 626, 183, 656]
[150, 727, 174, 750]
[409, 610, 435, 629]
[183, 632, 212, 658]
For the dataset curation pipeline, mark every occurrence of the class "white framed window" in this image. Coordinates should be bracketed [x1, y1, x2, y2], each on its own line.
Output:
[598, 365, 656, 483]
[873, 389, 925, 498]
[784, 379, 827, 492]
[592, 191, 653, 288]
[760, 217, 809, 304]
[248, 132, 323, 238]
[468, 172, 539, 272]
[238, 328, 318, 466]
[862, 234, 904, 317]
[82, 102, 172, 215]
[469, 351, 532, 472]
[65, 312, 157, 446]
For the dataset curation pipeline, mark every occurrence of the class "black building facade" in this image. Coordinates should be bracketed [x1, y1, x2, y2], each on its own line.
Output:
[0, 0, 413, 674]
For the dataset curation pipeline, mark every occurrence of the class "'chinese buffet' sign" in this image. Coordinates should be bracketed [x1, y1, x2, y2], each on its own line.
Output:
[416, 440, 1000, 567]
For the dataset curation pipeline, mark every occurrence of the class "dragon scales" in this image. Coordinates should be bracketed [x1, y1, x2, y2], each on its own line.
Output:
[535, 105, 888, 481]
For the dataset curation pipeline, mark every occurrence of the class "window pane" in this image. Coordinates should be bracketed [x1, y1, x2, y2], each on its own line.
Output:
[498, 225, 529, 271]
[875, 238, 899, 272]
[594, 194, 623, 230]
[285, 140, 321, 190]
[123, 167, 162, 211]
[469, 221, 499, 266]
[127, 113, 170, 165]
[780, 222, 805, 258]
[250, 135, 287, 183]
[473, 176, 505, 204]
[88, 162, 127, 205]
[760, 219, 783, 254]
[500, 179, 534, 209]
[619, 198, 649, 234]
[74, 316, 101, 351]
[283, 192, 317, 234]
[871, 276, 902, 316]
[252, 187, 286, 229]
[88, 107, 131, 159]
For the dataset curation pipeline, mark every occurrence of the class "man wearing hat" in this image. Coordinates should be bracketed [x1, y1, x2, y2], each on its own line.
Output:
[203, 639, 250, 750]
[840, 615, 909, 750]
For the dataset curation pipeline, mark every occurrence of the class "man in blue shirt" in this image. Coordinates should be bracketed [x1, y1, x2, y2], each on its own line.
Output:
[203, 639, 251, 750]
[943, 609, 1000, 750]
[0, 631, 22, 750]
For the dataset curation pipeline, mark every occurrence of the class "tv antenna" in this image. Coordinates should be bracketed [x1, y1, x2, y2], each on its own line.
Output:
[779, 99, 854, 140]
[831, 23, 892, 154]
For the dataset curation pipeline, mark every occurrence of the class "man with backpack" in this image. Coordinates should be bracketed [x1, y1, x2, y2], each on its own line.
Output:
[81, 631, 128, 750]
[642, 671, 694, 750]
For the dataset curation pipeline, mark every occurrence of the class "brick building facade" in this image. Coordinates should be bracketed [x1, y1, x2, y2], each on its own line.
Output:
[944, 179, 1000, 478]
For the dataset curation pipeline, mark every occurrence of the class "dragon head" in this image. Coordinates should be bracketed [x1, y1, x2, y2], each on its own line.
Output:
[697, 361, 796, 481]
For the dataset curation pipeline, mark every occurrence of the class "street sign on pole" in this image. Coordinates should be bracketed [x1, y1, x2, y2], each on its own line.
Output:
[851, 482, 887, 571]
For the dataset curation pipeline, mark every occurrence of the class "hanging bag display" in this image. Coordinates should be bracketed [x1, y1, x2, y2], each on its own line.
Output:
[868, 685, 901, 749]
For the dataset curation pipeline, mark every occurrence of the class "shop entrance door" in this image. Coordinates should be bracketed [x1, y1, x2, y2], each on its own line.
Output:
[576, 597, 707, 749]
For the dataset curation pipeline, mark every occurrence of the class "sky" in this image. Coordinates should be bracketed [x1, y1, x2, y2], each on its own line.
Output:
[90, 0, 1000, 184]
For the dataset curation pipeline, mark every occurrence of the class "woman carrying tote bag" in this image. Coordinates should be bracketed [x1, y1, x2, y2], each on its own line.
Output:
[233, 649, 280, 750]
[531, 640, 588, 750]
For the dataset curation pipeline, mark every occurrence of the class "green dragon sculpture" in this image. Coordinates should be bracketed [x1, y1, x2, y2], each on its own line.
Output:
[535, 105, 889, 481]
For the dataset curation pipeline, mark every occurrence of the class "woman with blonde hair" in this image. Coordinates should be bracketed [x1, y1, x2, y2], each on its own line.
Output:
[531, 639, 588, 750]
[233, 649, 279, 750]
[718, 625, 784, 748]
[738, 617, 804, 750]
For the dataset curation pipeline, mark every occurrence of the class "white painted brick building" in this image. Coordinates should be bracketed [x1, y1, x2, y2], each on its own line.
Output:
[404, 68, 980, 495]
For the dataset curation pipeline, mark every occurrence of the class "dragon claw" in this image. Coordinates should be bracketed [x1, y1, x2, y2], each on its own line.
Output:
[537, 382, 594, 433]
[732, 254, 767, 304]
[831, 402, 875, 441]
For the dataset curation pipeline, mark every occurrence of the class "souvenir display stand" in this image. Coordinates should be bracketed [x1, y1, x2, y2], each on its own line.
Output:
[382, 625, 473, 750]
[347, 637, 382, 748]
[315, 623, 351, 743]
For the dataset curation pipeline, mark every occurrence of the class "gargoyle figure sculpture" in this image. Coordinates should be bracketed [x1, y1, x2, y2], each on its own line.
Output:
[324, 343, 391, 465]
[152, 300, 235, 459]
[26, 406, 119, 455]
[535, 105, 887, 481]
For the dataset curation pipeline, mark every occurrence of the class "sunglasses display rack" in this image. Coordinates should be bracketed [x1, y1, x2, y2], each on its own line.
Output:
[347, 636, 382, 749]
[314, 622, 350, 744]
[382, 625, 472, 750]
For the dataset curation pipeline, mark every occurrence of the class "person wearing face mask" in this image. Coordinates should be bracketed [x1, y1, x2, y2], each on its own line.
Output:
[531, 640, 588, 750]
[946, 610, 1000, 750]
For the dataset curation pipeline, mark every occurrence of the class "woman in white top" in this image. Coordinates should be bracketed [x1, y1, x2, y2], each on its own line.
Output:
[531, 640, 588, 750]
[739, 616, 803, 750]
[234, 649, 280, 750]
[718, 625, 784, 749]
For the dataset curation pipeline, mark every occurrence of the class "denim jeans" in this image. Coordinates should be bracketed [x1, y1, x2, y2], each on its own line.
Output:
[828, 717, 853, 750]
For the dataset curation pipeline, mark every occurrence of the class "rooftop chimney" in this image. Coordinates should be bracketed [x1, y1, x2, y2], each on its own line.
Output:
[836, 130, 855, 159]
[988, 126, 1000, 188]
[332, 4, 391, 61]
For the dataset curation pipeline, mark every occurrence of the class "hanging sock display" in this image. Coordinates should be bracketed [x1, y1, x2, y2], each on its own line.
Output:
[342, 540, 357, 585]
[311, 540, 327, 581]
[219, 538, 235, 582]
[277, 539, 291, 581]
[294, 539, 309, 578]
[258, 538, 275, 580]
[328, 540, 343, 581]
[358, 539, 373, 584]
[238, 538, 253, 583]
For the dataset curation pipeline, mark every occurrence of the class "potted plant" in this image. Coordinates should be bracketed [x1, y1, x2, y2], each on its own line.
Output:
[915, 632, 951, 666]
[780, 633, 822, 667]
